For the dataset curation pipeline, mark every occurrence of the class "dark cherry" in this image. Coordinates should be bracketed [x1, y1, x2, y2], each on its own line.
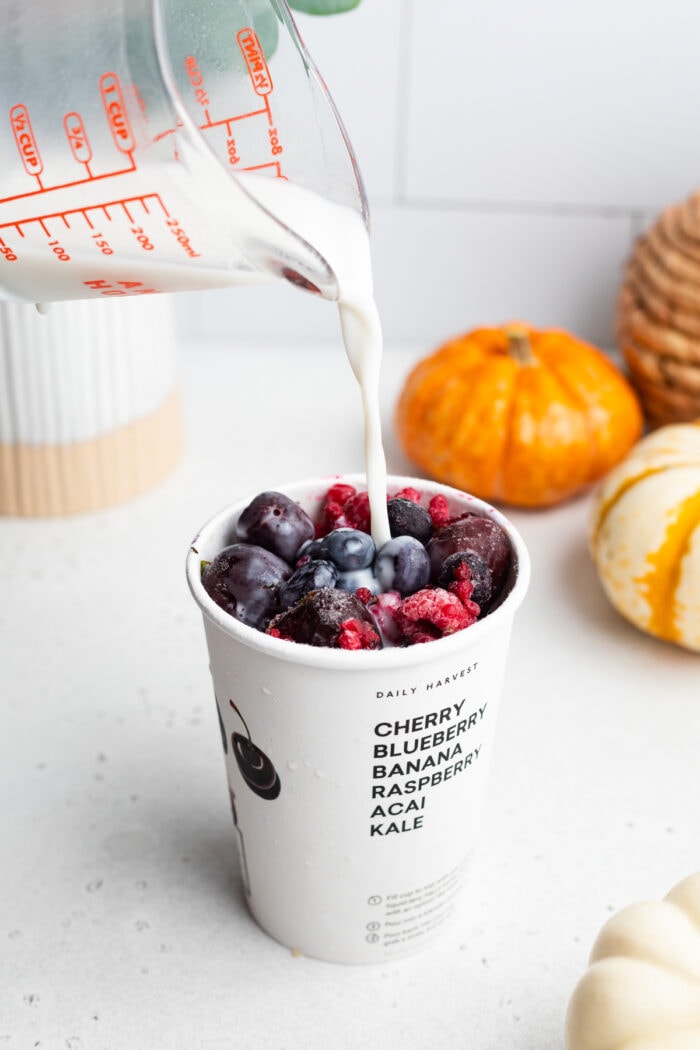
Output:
[236, 491, 315, 562]
[428, 514, 511, 593]
[202, 543, 291, 629]
[267, 587, 381, 648]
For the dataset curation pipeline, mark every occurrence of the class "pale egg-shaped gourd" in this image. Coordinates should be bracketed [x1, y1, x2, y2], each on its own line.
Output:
[565, 873, 700, 1050]
[590, 420, 700, 651]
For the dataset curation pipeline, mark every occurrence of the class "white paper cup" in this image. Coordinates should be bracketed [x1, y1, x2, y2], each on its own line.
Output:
[186, 474, 530, 964]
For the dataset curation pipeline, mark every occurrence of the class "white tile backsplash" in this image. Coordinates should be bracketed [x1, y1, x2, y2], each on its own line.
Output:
[292, 2, 403, 202]
[370, 205, 634, 348]
[178, 0, 700, 349]
[404, 0, 700, 211]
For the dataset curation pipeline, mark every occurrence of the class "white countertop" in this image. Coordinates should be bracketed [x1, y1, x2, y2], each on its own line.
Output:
[2, 337, 698, 1050]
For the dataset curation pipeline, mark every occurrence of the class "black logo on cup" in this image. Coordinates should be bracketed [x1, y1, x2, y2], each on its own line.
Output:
[229, 699, 281, 800]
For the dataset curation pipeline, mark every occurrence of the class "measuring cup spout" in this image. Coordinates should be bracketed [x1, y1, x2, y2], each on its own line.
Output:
[0, 0, 368, 304]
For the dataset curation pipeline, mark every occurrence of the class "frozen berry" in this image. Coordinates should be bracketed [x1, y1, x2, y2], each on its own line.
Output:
[278, 559, 338, 610]
[428, 514, 511, 593]
[392, 486, 421, 503]
[396, 586, 478, 644]
[387, 497, 433, 544]
[338, 619, 381, 650]
[316, 502, 347, 536]
[448, 577, 481, 620]
[428, 494, 452, 529]
[343, 491, 371, 533]
[325, 482, 356, 507]
[202, 544, 291, 630]
[267, 588, 381, 649]
[336, 567, 380, 595]
[237, 491, 314, 563]
[375, 536, 430, 596]
[437, 551, 494, 614]
[318, 483, 356, 534]
[320, 527, 375, 571]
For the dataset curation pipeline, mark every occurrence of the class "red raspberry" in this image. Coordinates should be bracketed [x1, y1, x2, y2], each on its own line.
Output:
[355, 587, 373, 605]
[428, 494, 451, 529]
[392, 486, 422, 504]
[338, 618, 381, 650]
[396, 586, 477, 644]
[316, 500, 348, 536]
[447, 559, 480, 614]
[448, 582, 480, 619]
[344, 491, 371, 533]
[317, 483, 357, 535]
[325, 483, 356, 506]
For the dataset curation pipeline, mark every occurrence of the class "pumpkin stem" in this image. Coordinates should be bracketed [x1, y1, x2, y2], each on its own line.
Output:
[506, 326, 536, 365]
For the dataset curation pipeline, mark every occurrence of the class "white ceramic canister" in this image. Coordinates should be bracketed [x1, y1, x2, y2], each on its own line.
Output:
[187, 474, 530, 965]
[0, 295, 181, 515]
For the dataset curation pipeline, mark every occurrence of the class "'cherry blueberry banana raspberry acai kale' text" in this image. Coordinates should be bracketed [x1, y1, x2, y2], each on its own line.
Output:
[201, 484, 512, 650]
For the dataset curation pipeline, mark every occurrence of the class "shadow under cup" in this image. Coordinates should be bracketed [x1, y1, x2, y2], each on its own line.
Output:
[186, 474, 530, 965]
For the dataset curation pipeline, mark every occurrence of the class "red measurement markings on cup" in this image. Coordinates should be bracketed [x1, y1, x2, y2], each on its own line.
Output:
[63, 112, 93, 175]
[83, 278, 159, 297]
[2, 74, 137, 208]
[184, 55, 210, 110]
[0, 237, 17, 262]
[0, 192, 201, 270]
[99, 73, 135, 156]
[0, 193, 170, 268]
[190, 27, 285, 178]
[237, 28, 274, 97]
[236, 28, 284, 172]
[9, 104, 44, 187]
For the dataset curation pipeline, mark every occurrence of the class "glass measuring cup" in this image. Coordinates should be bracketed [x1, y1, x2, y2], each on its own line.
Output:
[0, 0, 368, 303]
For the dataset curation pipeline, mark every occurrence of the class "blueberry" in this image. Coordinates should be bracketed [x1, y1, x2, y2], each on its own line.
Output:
[375, 536, 430, 596]
[437, 551, 494, 613]
[278, 559, 338, 610]
[236, 491, 315, 563]
[319, 527, 376, 571]
[336, 567, 380, 595]
[387, 497, 433, 544]
[202, 543, 291, 629]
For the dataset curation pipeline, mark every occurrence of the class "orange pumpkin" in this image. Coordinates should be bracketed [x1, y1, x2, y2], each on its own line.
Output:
[396, 324, 644, 508]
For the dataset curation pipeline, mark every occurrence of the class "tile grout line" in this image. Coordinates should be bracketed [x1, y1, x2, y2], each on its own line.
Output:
[367, 194, 651, 222]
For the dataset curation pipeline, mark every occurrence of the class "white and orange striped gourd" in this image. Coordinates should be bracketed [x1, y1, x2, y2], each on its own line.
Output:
[566, 873, 700, 1050]
[590, 420, 700, 651]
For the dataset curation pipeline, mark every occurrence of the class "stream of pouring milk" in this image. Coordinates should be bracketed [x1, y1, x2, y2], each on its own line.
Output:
[238, 173, 393, 548]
